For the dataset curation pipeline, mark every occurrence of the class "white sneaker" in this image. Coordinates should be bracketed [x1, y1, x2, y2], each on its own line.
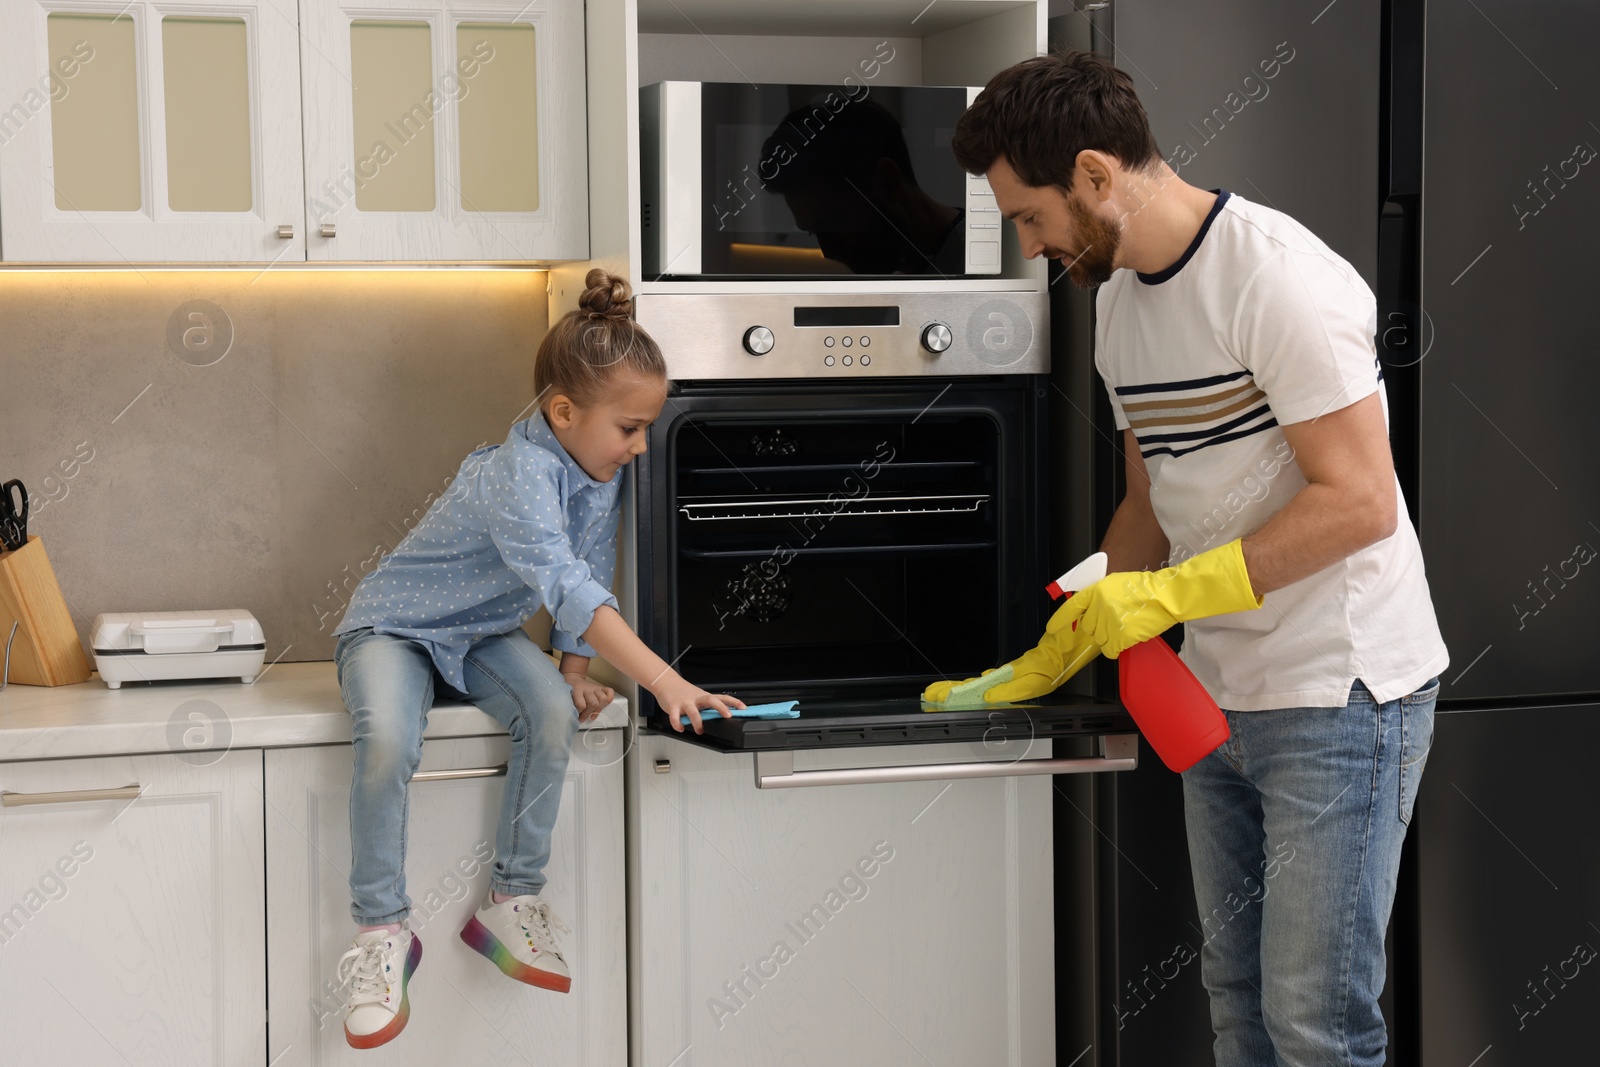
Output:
[460, 892, 572, 992]
[338, 927, 422, 1049]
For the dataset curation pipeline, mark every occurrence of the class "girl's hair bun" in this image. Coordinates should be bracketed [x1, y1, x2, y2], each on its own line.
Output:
[578, 268, 632, 321]
[533, 267, 665, 405]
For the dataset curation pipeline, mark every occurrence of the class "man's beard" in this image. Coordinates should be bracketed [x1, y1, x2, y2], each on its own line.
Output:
[1056, 194, 1122, 289]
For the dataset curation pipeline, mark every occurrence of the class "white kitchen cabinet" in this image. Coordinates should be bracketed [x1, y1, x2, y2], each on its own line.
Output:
[0, 748, 267, 1066]
[298, 0, 588, 262]
[629, 734, 1057, 1067]
[264, 733, 625, 1065]
[0, 0, 307, 262]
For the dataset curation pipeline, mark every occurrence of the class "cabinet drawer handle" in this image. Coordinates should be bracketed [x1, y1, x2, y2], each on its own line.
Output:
[277, 224, 295, 239]
[320, 223, 337, 238]
[2, 784, 143, 807]
[752, 735, 1139, 789]
[411, 764, 508, 783]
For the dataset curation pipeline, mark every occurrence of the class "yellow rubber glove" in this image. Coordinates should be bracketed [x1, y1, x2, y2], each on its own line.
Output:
[923, 597, 1103, 706]
[1058, 539, 1263, 658]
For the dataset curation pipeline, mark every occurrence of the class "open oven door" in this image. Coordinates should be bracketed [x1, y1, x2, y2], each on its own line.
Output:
[643, 695, 1140, 788]
[632, 376, 1140, 786]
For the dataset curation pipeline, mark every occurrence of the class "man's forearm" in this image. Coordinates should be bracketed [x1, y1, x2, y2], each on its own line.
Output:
[1241, 481, 1395, 596]
[1100, 496, 1170, 574]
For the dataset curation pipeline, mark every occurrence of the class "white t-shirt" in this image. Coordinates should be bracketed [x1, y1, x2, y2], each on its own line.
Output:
[1094, 190, 1449, 710]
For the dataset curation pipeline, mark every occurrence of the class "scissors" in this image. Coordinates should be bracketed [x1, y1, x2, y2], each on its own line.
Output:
[1, 480, 28, 552]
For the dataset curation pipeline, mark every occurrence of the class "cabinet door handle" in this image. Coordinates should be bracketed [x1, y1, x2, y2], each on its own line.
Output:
[411, 764, 508, 783]
[277, 224, 295, 239]
[2, 784, 143, 807]
[752, 734, 1138, 789]
[320, 223, 337, 238]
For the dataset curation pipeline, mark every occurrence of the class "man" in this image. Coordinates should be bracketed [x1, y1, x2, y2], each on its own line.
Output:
[931, 51, 1449, 1065]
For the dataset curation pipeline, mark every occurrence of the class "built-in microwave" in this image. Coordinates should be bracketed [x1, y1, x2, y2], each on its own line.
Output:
[640, 81, 1004, 280]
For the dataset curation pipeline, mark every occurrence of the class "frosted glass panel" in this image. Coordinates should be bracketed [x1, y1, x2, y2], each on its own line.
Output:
[163, 17, 253, 211]
[47, 13, 141, 211]
[349, 20, 436, 212]
[456, 22, 539, 212]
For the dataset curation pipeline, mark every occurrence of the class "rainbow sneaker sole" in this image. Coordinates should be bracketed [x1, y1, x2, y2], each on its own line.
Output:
[344, 933, 422, 1049]
[460, 914, 572, 993]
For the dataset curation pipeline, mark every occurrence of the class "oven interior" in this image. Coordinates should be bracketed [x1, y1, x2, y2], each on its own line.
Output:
[672, 409, 1001, 693]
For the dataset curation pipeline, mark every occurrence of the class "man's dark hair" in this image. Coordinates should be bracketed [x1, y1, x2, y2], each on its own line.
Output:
[951, 50, 1161, 187]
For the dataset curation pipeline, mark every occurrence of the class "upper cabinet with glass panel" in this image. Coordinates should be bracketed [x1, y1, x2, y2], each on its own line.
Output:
[299, 0, 587, 261]
[0, 1, 306, 262]
[0, 0, 585, 262]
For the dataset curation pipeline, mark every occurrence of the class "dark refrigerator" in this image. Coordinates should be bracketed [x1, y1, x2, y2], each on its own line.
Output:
[1401, 0, 1600, 1063]
[1048, 1, 1600, 1063]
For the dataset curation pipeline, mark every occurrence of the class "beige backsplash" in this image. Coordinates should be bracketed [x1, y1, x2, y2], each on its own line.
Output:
[0, 268, 628, 684]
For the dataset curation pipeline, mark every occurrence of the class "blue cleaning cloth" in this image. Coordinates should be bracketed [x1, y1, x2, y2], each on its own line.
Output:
[680, 700, 799, 721]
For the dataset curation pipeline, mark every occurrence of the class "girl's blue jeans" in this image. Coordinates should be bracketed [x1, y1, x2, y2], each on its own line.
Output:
[333, 626, 580, 926]
[1181, 676, 1438, 1067]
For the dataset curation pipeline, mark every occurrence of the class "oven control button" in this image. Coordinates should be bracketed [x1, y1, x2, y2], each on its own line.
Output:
[743, 326, 775, 355]
[824, 355, 835, 367]
[921, 322, 953, 353]
[860, 354, 871, 366]
[843, 355, 853, 366]
[859, 336, 870, 347]
[824, 336, 835, 347]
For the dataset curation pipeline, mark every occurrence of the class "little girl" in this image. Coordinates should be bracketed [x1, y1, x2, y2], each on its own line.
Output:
[330, 269, 743, 1049]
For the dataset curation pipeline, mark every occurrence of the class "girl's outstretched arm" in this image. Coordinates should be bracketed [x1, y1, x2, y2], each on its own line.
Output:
[580, 606, 746, 733]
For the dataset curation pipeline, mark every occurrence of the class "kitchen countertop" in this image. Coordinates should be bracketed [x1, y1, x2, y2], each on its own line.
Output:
[0, 661, 628, 763]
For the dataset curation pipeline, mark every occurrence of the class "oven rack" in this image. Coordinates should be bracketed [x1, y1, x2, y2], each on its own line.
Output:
[678, 493, 991, 522]
[683, 459, 980, 477]
[679, 540, 997, 560]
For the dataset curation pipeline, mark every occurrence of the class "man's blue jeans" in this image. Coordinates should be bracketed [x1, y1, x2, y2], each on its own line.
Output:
[1182, 677, 1438, 1066]
[333, 626, 580, 926]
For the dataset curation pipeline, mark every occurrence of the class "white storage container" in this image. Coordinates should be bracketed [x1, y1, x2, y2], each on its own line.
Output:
[90, 610, 267, 689]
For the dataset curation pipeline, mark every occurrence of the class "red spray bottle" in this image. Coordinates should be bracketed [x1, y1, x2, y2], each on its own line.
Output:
[1049, 553, 1230, 772]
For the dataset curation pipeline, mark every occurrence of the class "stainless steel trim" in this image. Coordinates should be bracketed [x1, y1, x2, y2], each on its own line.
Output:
[2, 784, 143, 807]
[411, 765, 507, 783]
[634, 290, 1047, 379]
[752, 734, 1139, 789]
[679, 493, 989, 522]
[276, 224, 294, 239]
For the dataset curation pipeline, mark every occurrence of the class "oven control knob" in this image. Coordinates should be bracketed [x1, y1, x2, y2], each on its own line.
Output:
[920, 322, 953, 353]
[742, 326, 775, 355]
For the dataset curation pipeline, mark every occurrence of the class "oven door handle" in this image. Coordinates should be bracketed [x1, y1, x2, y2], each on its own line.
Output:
[751, 733, 1138, 789]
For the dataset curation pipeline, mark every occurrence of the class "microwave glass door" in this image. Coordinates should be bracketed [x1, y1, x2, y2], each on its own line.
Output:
[699, 84, 970, 278]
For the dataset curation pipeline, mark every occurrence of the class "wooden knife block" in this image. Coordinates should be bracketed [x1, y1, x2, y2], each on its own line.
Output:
[0, 535, 91, 686]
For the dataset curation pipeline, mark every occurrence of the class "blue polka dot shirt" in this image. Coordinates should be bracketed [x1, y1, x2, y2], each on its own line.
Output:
[334, 409, 622, 692]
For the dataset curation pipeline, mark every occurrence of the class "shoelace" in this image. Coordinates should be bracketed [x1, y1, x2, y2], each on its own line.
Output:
[516, 900, 572, 956]
[336, 937, 393, 1001]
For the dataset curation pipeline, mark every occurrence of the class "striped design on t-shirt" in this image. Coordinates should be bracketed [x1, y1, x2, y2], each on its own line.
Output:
[1116, 370, 1278, 459]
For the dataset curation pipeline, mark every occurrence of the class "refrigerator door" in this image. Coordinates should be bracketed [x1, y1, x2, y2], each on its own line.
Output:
[1419, 0, 1600, 700]
[1087, 2, 1385, 1064]
[1417, 703, 1600, 1062]
[1108, 0, 1381, 285]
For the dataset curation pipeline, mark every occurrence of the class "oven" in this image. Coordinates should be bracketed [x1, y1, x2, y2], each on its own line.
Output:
[632, 291, 1136, 785]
